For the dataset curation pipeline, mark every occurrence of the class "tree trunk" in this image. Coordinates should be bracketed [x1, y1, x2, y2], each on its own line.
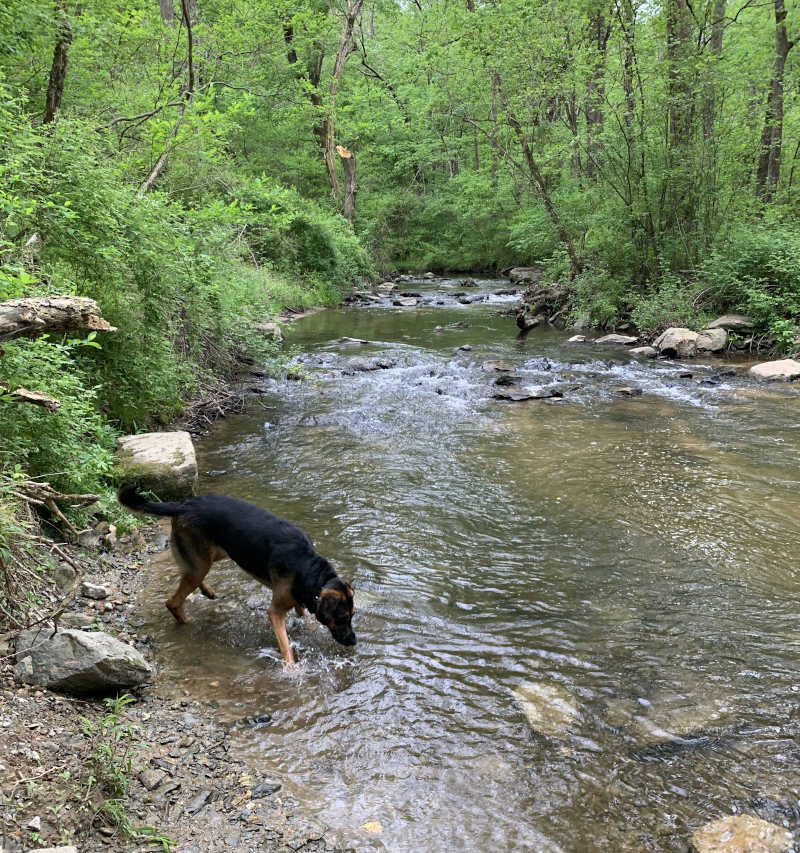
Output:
[497, 77, 581, 280]
[584, 11, 610, 179]
[666, 0, 693, 152]
[43, 0, 72, 124]
[755, 0, 795, 201]
[489, 72, 499, 182]
[337, 146, 358, 226]
[701, 0, 725, 140]
[160, 0, 175, 27]
[322, 0, 364, 200]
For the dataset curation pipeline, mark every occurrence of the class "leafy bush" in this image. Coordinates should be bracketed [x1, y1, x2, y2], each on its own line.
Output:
[630, 270, 711, 336]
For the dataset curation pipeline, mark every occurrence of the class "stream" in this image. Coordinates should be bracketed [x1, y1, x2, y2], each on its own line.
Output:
[139, 278, 800, 852]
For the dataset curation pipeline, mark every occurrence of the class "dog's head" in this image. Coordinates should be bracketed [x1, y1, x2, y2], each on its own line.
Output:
[315, 578, 356, 648]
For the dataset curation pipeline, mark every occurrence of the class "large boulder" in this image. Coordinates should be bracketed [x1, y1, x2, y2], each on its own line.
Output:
[706, 314, 754, 331]
[508, 266, 545, 285]
[749, 358, 800, 381]
[117, 431, 198, 499]
[696, 327, 728, 352]
[15, 628, 152, 695]
[690, 815, 792, 853]
[653, 327, 699, 358]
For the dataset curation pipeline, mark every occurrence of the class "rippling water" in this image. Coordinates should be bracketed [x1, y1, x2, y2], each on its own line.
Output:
[138, 280, 800, 852]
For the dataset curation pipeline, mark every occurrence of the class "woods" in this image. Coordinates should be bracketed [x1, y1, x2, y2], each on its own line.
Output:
[0, 0, 799, 502]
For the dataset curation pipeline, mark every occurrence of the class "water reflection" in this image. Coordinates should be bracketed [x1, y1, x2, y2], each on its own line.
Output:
[138, 280, 800, 852]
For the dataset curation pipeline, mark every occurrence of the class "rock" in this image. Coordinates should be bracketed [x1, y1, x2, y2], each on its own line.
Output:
[508, 266, 544, 284]
[690, 814, 792, 853]
[26, 815, 41, 832]
[184, 789, 211, 816]
[344, 357, 395, 373]
[678, 370, 694, 378]
[515, 283, 566, 331]
[493, 387, 563, 402]
[494, 288, 518, 296]
[512, 681, 579, 737]
[76, 529, 101, 549]
[457, 295, 474, 304]
[459, 278, 478, 288]
[706, 314, 754, 331]
[339, 337, 370, 345]
[81, 581, 108, 600]
[458, 344, 473, 352]
[360, 821, 383, 834]
[630, 346, 657, 358]
[117, 431, 198, 500]
[423, 271, 436, 279]
[377, 281, 395, 291]
[696, 327, 728, 352]
[653, 327, 699, 358]
[749, 358, 800, 381]
[255, 321, 283, 343]
[393, 297, 418, 307]
[101, 527, 117, 550]
[568, 335, 586, 343]
[15, 628, 152, 695]
[595, 334, 639, 345]
[482, 361, 514, 372]
[616, 387, 642, 397]
[33, 848, 78, 853]
[53, 561, 77, 592]
[139, 768, 167, 791]
[251, 781, 282, 799]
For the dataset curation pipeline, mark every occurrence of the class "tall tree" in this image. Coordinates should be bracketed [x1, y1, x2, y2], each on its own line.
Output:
[43, 0, 72, 124]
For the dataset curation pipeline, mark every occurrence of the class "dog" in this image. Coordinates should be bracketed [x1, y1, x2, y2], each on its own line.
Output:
[118, 487, 355, 664]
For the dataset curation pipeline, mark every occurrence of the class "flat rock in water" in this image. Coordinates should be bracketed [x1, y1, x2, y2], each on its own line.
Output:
[616, 387, 642, 397]
[338, 336, 370, 346]
[594, 334, 639, 345]
[512, 681, 579, 737]
[706, 314, 754, 331]
[482, 361, 515, 372]
[749, 358, 800, 381]
[393, 297, 418, 307]
[630, 345, 657, 358]
[568, 335, 586, 343]
[690, 814, 792, 853]
[493, 386, 563, 401]
[117, 430, 198, 499]
[15, 628, 151, 695]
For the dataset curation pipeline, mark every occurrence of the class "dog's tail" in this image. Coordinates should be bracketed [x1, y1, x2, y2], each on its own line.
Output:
[118, 485, 189, 517]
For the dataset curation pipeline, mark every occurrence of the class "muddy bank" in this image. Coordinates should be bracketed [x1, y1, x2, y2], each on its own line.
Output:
[1, 523, 349, 853]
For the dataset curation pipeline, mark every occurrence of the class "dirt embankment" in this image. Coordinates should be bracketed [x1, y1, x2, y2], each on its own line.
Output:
[1, 525, 347, 853]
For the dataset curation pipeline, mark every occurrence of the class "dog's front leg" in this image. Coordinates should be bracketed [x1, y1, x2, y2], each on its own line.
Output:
[268, 603, 295, 664]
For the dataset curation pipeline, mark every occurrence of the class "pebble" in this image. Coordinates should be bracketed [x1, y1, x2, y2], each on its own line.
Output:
[251, 781, 282, 799]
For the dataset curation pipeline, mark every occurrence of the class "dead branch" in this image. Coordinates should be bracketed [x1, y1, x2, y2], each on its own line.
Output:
[0, 383, 62, 411]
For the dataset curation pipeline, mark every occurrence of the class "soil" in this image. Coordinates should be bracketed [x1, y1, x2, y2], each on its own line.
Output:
[0, 524, 350, 853]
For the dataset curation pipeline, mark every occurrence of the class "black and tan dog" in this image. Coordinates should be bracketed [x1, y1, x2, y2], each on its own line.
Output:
[118, 487, 355, 664]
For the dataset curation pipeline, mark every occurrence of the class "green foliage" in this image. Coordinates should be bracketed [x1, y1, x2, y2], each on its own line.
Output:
[81, 695, 174, 851]
[630, 271, 712, 337]
[698, 224, 800, 351]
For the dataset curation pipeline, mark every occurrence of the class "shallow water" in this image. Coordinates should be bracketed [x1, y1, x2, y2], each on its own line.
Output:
[138, 279, 800, 852]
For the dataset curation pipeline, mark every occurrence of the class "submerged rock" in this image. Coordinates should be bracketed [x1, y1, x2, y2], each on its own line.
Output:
[15, 628, 151, 695]
[512, 681, 579, 737]
[749, 358, 800, 381]
[344, 357, 396, 373]
[690, 814, 792, 853]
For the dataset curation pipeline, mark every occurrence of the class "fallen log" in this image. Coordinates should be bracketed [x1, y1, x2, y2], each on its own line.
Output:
[0, 296, 116, 342]
[0, 383, 62, 411]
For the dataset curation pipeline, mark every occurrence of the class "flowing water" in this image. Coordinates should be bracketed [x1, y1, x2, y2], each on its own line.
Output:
[138, 279, 800, 852]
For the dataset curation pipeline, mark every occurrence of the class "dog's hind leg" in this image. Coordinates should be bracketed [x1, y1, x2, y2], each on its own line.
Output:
[166, 520, 215, 623]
